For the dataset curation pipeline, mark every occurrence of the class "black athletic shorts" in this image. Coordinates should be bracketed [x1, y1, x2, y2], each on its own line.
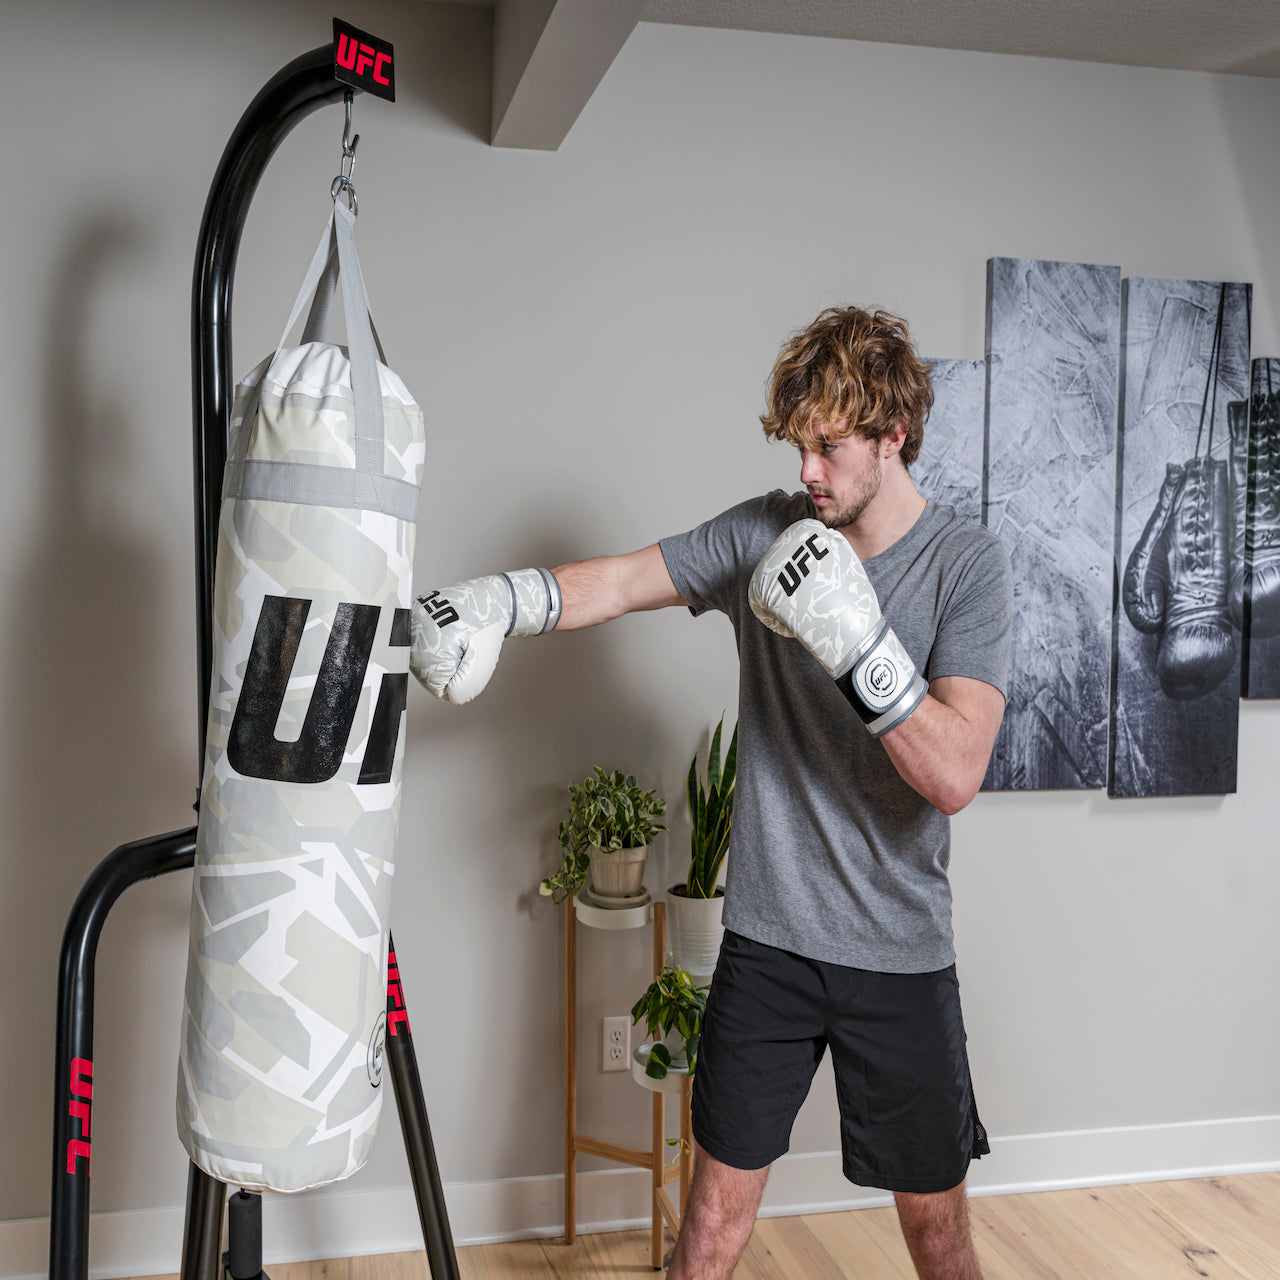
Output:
[691, 930, 989, 1194]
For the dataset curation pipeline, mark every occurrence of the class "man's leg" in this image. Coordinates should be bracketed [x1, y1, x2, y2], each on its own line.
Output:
[666, 1142, 770, 1280]
[893, 1180, 983, 1280]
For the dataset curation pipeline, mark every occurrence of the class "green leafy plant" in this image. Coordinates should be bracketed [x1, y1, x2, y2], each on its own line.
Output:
[683, 717, 738, 899]
[631, 962, 708, 1079]
[539, 767, 667, 904]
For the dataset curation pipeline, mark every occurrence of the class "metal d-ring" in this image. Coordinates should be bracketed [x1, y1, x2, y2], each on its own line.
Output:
[330, 174, 359, 215]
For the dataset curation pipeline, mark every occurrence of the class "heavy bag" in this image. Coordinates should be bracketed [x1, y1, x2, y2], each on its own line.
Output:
[177, 197, 424, 1192]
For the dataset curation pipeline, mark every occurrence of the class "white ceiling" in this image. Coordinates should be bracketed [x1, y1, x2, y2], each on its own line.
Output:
[464, 0, 1280, 149]
[642, 0, 1280, 79]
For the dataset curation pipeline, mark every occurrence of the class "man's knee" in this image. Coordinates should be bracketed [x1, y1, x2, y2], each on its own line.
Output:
[672, 1145, 770, 1273]
[894, 1180, 972, 1242]
[894, 1181, 981, 1278]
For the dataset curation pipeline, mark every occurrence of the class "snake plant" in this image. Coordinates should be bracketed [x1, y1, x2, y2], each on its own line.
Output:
[683, 717, 738, 899]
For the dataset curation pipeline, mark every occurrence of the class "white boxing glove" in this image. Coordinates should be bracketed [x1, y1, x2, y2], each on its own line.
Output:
[749, 520, 928, 736]
[410, 568, 562, 704]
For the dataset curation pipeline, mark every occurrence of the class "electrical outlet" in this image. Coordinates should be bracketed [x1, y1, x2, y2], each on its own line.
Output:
[602, 1016, 629, 1072]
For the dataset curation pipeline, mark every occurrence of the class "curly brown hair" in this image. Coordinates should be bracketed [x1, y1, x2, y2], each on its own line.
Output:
[760, 306, 934, 467]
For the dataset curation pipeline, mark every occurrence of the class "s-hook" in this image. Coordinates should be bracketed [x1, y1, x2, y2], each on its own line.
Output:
[331, 88, 359, 214]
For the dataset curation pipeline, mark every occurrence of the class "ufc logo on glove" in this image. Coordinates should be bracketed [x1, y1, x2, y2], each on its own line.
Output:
[417, 589, 461, 628]
[751, 519, 929, 736]
[776, 533, 832, 596]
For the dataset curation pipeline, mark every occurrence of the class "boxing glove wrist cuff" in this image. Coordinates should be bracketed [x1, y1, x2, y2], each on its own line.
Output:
[502, 568, 562, 637]
[833, 617, 929, 737]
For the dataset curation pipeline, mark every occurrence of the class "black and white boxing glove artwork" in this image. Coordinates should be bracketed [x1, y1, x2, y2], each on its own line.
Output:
[1123, 457, 1236, 700]
[749, 519, 928, 736]
[1247, 422, 1280, 639]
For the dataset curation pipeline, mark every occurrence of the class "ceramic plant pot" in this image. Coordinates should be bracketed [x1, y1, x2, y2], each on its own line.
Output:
[587, 845, 649, 902]
[665, 885, 725, 984]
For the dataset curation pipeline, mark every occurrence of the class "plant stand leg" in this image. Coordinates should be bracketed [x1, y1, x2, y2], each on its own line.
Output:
[651, 900, 666, 1270]
[564, 895, 577, 1245]
[652, 1090, 664, 1269]
[680, 1078, 693, 1219]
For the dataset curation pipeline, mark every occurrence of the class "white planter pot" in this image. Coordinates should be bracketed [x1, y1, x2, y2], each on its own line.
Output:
[630, 1039, 691, 1094]
[666, 886, 725, 984]
[587, 845, 649, 902]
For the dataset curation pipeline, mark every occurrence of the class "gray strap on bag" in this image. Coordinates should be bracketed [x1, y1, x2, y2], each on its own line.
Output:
[301, 228, 388, 362]
[225, 200, 414, 520]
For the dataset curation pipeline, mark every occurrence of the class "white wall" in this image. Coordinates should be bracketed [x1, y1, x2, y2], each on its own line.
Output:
[4, 2, 1279, 1274]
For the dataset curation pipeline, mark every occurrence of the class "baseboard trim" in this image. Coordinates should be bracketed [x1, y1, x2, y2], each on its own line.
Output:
[10, 1114, 1279, 1279]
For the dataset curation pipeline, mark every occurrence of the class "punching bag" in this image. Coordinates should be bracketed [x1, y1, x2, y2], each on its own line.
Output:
[177, 195, 423, 1192]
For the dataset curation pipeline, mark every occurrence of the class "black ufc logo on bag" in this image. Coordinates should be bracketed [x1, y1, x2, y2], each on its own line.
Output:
[417, 589, 459, 628]
[228, 595, 409, 786]
[777, 534, 830, 597]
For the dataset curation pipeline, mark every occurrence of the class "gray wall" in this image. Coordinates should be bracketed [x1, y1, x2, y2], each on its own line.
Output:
[4, 0, 1279, 1269]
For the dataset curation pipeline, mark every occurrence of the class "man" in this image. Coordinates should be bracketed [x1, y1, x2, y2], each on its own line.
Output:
[411, 306, 1013, 1280]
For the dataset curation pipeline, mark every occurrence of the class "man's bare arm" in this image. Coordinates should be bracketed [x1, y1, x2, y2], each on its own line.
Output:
[553, 544, 689, 630]
[879, 676, 1005, 815]
[409, 544, 687, 702]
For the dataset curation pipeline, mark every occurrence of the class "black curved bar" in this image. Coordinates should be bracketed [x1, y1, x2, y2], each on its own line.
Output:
[49, 828, 198, 1280]
[51, 39, 458, 1280]
[386, 948, 462, 1280]
[192, 44, 348, 767]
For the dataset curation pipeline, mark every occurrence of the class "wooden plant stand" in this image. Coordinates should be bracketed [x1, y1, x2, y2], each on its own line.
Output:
[563, 896, 693, 1269]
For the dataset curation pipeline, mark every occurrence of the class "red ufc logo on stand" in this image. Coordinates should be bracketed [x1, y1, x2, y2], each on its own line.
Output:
[66, 1058, 93, 1175]
[336, 34, 390, 85]
[334, 19, 396, 101]
[387, 949, 411, 1037]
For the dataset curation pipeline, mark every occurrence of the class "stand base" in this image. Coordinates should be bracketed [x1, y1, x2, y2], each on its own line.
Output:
[223, 1257, 269, 1280]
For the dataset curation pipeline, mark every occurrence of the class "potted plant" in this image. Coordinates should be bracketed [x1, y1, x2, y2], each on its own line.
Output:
[631, 961, 708, 1081]
[540, 766, 667, 906]
[667, 717, 737, 982]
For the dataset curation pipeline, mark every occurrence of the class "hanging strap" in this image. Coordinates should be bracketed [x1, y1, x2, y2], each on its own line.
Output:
[300, 240, 338, 345]
[224, 201, 415, 521]
[299, 221, 389, 361]
[1194, 283, 1227, 460]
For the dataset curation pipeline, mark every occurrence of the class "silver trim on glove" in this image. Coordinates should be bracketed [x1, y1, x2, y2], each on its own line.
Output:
[835, 620, 929, 737]
[505, 567, 562, 637]
[536, 567, 563, 633]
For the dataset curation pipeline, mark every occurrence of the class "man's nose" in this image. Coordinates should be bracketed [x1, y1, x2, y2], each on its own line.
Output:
[800, 450, 822, 484]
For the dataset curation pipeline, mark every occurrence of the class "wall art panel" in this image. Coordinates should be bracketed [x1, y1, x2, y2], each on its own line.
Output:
[1243, 358, 1280, 697]
[1109, 278, 1252, 796]
[983, 258, 1121, 791]
[915, 357, 985, 524]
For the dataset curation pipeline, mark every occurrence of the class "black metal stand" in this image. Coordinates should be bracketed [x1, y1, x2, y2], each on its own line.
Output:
[49, 42, 460, 1280]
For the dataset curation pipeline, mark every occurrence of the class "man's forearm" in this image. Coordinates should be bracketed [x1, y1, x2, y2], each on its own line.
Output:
[878, 677, 1005, 815]
[553, 545, 687, 631]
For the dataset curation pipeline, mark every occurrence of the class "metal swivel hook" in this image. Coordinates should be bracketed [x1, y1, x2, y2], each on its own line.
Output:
[331, 88, 360, 214]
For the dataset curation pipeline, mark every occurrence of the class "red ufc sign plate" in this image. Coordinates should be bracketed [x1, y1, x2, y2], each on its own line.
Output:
[333, 18, 395, 102]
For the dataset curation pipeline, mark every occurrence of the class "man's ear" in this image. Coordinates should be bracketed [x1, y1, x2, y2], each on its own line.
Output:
[882, 417, 908, 458]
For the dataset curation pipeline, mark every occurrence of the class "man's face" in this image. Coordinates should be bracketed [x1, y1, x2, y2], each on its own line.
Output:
[798, 422, 883, 529]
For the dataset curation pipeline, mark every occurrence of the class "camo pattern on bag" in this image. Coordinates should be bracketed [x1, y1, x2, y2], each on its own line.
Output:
[176, 354, 422, 1194]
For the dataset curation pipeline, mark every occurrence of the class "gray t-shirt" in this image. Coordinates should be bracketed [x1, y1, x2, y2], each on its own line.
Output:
[659, 491, 1013, 973]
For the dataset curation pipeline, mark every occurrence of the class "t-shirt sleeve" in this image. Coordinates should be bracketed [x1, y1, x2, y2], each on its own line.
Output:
[659, 496, 770, 616]
[927, 533, 1014, 696]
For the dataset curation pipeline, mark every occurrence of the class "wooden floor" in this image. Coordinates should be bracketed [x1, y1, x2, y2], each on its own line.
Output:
[134, 1172, 1280, 1279]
